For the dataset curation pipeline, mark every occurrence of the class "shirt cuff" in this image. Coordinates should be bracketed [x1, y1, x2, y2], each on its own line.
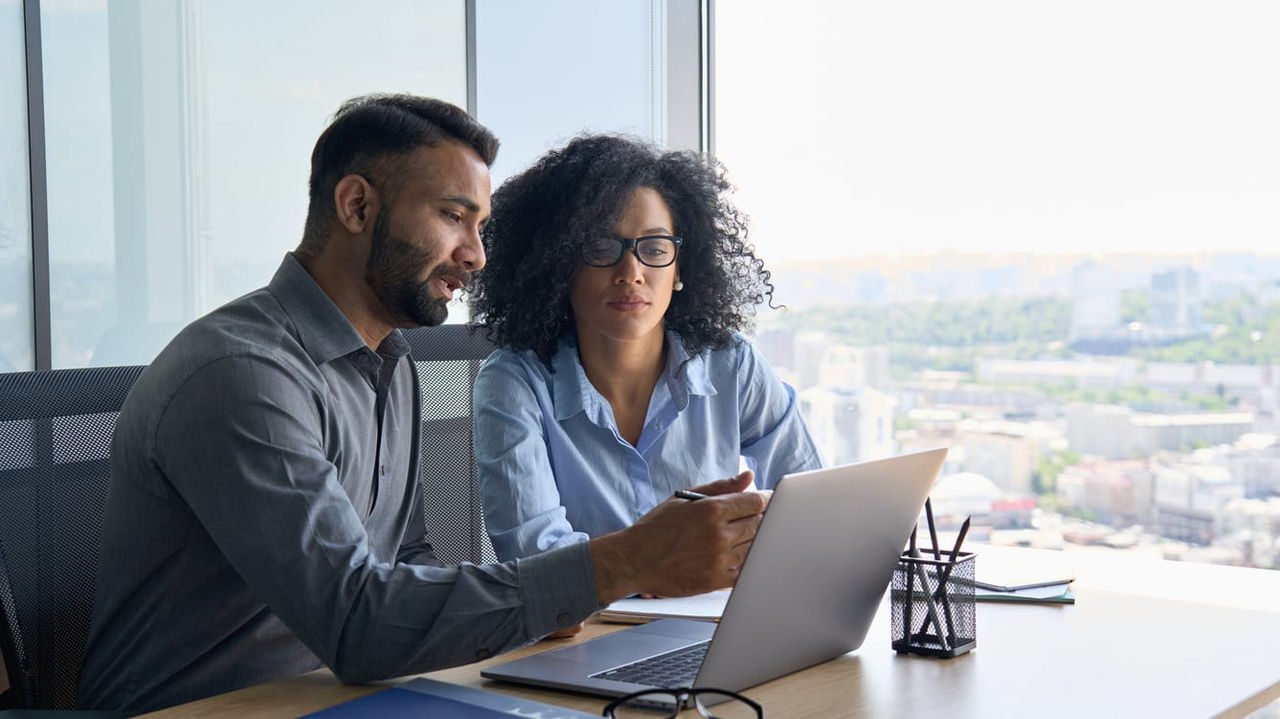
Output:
[516, 540, 601, 638]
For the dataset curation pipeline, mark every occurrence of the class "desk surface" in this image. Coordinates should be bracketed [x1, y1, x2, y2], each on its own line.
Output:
[143, 547, 1280, 719]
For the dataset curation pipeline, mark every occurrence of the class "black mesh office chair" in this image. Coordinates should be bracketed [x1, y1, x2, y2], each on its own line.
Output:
[402, 324, 498, 564]
[0, 366, 145, 712]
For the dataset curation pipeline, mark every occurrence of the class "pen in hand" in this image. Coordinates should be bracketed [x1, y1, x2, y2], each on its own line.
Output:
[673, 489, 708, 501]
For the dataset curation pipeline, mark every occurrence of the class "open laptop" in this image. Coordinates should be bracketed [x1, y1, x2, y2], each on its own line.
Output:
[481, 447, 948, 702]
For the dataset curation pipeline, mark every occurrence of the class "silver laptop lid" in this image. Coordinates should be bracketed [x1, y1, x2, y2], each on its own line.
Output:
[694, 447, 947, 691]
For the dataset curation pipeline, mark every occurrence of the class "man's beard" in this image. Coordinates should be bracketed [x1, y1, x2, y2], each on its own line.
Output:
[364, 209, 465, 328]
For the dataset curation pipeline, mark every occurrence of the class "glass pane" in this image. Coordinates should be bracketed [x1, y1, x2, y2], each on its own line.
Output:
[476, 0, 666, 186]
[40, 0, 467, 368]
[716, 2, 1280, 570]
[0, 0, 33, 372]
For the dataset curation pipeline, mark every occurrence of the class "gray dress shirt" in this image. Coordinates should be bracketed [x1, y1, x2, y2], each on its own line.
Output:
[76, 254, 598, 712]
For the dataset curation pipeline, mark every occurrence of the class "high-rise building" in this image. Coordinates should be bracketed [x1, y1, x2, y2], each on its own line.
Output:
[1070, 261, 1122, 341]
[1149, 266, 1202, 330]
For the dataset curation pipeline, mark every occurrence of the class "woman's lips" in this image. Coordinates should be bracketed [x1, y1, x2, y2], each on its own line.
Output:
[607, 297, 649, 311]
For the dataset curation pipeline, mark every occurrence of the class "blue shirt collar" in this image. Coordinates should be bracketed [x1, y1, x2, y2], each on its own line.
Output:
[549, 330, 717, 424]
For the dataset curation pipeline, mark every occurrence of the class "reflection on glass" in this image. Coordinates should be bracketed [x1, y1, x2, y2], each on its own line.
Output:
[0, 0, 33, 371]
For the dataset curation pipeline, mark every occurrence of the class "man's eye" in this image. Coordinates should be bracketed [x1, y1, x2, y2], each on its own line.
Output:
[443, 210, 462, 223]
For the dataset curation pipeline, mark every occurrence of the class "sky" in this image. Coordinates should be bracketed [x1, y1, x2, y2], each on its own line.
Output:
[714, 1, 1280, 263]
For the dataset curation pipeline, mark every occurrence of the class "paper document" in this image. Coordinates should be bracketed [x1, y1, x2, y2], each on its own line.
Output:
[975, 582, 1075, 604]
[598, 589, 730, 623]
[974, 545, 1075, 592]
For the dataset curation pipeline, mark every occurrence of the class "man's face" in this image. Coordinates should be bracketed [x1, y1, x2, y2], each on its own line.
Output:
[364, 141, 490, 328]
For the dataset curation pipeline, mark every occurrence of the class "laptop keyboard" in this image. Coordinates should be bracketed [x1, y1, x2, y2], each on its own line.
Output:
[591, 640, 711, 686]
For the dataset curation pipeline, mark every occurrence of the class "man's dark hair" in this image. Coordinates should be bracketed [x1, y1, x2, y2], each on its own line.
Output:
[298, 94, 499, 259]
[470, 134, 775, 364]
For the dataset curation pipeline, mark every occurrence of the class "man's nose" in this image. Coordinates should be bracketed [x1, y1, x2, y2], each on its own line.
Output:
[458, 225, 485, 271]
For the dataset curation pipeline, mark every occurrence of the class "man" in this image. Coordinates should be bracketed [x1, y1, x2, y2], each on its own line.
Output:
[76, 94, 766, 712]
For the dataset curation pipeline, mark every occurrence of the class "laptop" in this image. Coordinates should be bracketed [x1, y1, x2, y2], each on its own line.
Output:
[481, 447, 948, 703]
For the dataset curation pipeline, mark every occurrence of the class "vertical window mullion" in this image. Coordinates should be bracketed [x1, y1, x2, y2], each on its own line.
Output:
[23, 0, 51, 371]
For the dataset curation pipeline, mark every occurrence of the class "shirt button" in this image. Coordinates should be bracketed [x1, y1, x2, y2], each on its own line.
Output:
[556, 612, 572, 626]
[379, 464, 387, 476]
[476, 648, 492, 660]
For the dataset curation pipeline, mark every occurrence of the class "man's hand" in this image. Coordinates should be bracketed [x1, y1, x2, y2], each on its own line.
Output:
[588, 470, 768, 604]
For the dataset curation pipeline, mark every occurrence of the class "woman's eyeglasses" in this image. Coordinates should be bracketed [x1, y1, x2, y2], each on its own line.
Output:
[582, 235, 683, 268]
[602, 687, 762, 718]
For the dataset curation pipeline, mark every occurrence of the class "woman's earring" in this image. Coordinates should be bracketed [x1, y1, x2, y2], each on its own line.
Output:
[674, 280, 684, 291]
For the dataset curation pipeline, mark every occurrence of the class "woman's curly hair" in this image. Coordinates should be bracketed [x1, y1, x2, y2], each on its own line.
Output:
[470, 134, 774, 364]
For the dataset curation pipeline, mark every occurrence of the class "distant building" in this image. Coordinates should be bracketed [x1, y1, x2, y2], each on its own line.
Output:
[793, 331, 831, 391]
[752, 328, 795, 374]
[1066, 403, 1254, 459]
[799, 385, 897, 465]
[1152, 461, 1242, 545]
[817, 344, 891, 390]
[1149, 266, 1202, 330]
[1218, 497, 1280, 569]
[1225, 434, 1280, 498]
[1055, 460, 1153, 525]
[1070, 261, 1122, 341]
[976, 357, 1138, 389]
[930, 472, 1003, 523]
[956, 419, 1061, 497]
[1145, 362, 1279, 413]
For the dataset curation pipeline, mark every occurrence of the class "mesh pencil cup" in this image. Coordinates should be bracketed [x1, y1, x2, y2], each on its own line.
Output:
[890, 550, 976, 658]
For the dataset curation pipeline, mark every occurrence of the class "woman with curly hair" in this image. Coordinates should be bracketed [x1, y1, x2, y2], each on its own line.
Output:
[470, 135, 821, 566]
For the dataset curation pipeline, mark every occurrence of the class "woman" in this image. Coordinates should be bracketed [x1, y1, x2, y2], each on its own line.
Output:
[470, 135, 821, 563]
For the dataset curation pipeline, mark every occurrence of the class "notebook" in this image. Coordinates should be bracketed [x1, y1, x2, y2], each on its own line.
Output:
[481, 448, 948, 705]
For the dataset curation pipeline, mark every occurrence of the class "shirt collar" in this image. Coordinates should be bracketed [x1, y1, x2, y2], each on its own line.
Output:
[268, 253, 375, 366]
[548, 329, 717, 423]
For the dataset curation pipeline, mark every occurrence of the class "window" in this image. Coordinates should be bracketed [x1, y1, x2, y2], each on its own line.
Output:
[716, 1, 1280, 570]
[39, 0, 467, 367]
[0, 0, 32, 372]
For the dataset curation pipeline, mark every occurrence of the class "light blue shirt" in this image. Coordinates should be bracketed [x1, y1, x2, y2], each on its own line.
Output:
[474, 331, 823, 561]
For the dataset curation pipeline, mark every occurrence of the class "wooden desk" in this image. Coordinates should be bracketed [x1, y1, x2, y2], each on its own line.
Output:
[143, 548, 1280, 718]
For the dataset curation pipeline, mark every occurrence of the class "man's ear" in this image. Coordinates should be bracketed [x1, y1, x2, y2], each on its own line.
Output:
[333, 174, 379, 234]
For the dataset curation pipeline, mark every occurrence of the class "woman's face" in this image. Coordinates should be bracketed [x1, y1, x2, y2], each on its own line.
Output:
[570, 186, 681, 350]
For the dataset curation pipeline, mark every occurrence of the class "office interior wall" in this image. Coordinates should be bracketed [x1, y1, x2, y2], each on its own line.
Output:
[0, 0, 33, 372]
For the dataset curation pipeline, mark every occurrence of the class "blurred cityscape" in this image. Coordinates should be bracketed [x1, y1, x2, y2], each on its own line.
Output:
[756, 251, 1280, 570]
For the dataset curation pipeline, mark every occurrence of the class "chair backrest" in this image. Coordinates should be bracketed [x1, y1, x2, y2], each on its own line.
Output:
[0, 365, 145, 710]
[401, 324, 498, 565]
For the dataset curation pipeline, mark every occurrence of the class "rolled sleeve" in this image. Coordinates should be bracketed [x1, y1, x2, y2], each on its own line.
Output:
[735, 340, 824, 486]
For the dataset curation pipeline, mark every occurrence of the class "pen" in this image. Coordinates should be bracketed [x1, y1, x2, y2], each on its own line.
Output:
[673, 489, 707, 501]
[934, 516, 973, 647]
[904, 526, 917, 643]
[924, 498, 941, 561]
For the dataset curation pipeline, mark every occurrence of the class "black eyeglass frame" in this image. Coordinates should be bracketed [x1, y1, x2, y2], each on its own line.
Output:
[581, 234, 684, 268]
[601, 687, 763, 718]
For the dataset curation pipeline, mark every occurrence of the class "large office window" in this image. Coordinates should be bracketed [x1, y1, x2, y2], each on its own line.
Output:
[716, 1, 1280, 570]
[475, 0, 678, 185]
[39, 0, 467, 368]
[0, 0, 33, 372]
[9, 0, 702, 368]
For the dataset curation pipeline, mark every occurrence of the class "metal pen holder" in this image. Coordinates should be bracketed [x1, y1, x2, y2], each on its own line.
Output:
[890, 550, 976, 658]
